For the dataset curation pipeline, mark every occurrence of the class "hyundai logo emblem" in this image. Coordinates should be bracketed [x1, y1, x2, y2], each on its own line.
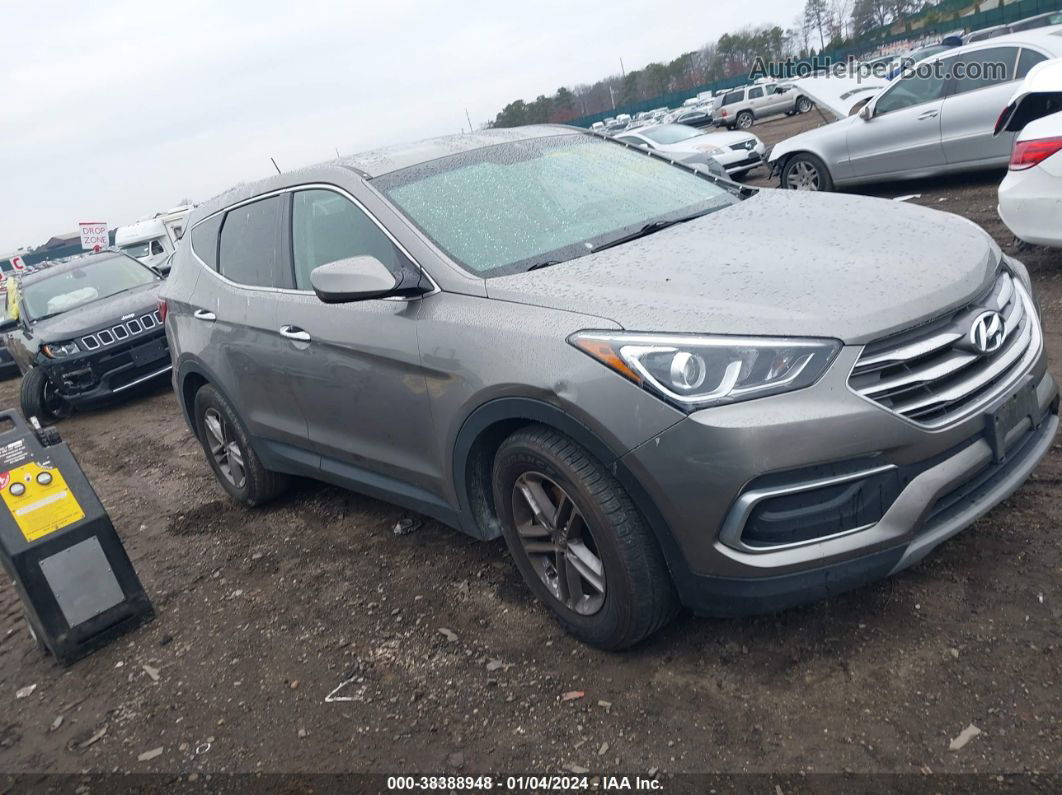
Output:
[969, 310, 1005, 355]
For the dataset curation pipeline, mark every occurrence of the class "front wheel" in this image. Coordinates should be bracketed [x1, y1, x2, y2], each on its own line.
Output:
[781, 153, 834, 192]
[20, 367, 72, 424]
[493, 425, 677, 650]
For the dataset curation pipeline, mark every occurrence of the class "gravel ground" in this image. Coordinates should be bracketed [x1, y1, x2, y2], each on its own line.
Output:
[1, 111, 1060, 781]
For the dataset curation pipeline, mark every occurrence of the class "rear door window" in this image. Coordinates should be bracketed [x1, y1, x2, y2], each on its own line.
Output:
[748, 87, 764, 100]
[1016, 48, 1048, 79]
[953, 47, 1019, 94]
[218, 196, 289, 288]
[290, 189, 406, 291]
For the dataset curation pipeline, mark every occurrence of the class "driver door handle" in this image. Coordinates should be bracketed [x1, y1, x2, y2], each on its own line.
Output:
[917, 110, 939, 120]
[193, 309, 216, 322]
[279, 325, 311, 342]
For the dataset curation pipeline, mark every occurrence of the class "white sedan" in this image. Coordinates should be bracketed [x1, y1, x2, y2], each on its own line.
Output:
[614, 123, 766, 179]
[997, 59, 1062, 248]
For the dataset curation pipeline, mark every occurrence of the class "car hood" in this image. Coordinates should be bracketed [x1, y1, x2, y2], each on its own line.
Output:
[29, 281, 163, 343]
[485, 190, 997, 345]
[789, 74, 889, 119]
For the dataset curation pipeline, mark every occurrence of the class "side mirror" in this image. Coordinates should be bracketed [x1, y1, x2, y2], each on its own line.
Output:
[0, 318, 19, 334]
[859, 103, 873, 121]
[310, 256, 399, 304]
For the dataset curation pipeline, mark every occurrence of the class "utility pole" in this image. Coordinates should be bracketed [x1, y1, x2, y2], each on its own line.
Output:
[619, 57, 626, 78]
[465, 108, 473, 133]
[608, 85, 616, 110]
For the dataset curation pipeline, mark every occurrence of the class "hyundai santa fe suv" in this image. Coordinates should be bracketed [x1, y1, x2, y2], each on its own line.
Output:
[162, 125, 1057, 649]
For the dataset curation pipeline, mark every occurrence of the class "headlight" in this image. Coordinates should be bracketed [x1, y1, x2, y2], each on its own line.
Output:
[569, 332, 840, 412]
[41, 341, 80, 358]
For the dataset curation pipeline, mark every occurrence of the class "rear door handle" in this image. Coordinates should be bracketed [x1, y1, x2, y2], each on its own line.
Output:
[917, 110, 939, 120]
[279, 325, 311, 342]
[193, 309, 216, 322]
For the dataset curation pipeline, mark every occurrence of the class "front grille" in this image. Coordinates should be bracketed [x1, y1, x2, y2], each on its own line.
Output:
[80, 310, 162, 351]
[849, 270, 1041, 428]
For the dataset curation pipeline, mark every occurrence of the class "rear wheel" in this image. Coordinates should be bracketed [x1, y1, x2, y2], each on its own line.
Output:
[736, 111, 754, 130]
[20, 367, 72, 424]
[493, 425, 677, 649]
[796, 96, 814, 113]
[193, 384, 288, 507]
[781, 153, 834, 192]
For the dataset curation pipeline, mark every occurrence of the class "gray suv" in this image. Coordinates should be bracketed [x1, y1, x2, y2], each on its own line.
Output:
[162, 125, 1057, 649]
[713, 83, 813, 129]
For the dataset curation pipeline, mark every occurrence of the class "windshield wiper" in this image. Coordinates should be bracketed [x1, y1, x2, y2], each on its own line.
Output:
[590, 209, 715, 254]
[526, 259, 562, 272]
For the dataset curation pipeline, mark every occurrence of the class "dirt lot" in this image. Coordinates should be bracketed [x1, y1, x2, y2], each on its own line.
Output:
[2, 112, 1061, 783]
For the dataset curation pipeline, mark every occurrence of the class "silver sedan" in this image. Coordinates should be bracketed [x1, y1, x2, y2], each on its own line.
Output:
[614, 123, 766, 178]
[769, 29, 1062, 191]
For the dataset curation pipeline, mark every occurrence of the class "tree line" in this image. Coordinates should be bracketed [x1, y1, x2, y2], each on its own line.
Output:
[490, 0, 956, 127]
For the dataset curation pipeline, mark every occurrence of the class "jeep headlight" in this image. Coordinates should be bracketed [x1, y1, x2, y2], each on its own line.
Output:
[41, 341, 80, 358]
[569, 332, 840, 412]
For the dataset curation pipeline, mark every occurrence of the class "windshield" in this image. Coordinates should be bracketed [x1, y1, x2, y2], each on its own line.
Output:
[642, 124, 701, 145]
[22, 254, 157, 321]
[120, 242, 151, 258]
[375, 134, 737, 277]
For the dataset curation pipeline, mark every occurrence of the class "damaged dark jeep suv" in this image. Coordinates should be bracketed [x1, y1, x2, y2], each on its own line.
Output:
[0, 251, 170, 422]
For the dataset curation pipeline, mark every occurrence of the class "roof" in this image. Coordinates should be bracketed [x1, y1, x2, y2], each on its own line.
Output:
[20, 250, 125, 286]
[337, 125, 576, 178]
[115, 218, 168, 246]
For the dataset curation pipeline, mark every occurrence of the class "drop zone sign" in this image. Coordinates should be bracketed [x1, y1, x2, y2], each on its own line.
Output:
[79, 221, 109, 252]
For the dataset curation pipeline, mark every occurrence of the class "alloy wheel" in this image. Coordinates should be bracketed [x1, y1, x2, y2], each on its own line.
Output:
[511, 472, 606, 616]
[797, 97, 813, 113]
[786, 160, 820, 190]
[204, 408, 247, 489]
[738, 114, 753, 129]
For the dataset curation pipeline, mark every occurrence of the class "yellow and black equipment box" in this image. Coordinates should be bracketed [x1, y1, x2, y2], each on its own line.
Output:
[0, 409, 153, 665]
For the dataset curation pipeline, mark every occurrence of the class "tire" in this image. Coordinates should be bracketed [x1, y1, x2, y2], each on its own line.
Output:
[780, 152, 834, 192]
[736, 111, 754, 130]
[492, 425, 677, 650]
[20, 367, 72, 424]
[796, 96, 814, 113]
[192, 384, 288, 507]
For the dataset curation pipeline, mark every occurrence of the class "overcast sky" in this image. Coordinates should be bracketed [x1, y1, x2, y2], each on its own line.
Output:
[0, 0, 802, 252]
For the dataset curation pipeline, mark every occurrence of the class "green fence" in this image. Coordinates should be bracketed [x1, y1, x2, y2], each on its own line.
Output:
[568, 0, 1062, 128]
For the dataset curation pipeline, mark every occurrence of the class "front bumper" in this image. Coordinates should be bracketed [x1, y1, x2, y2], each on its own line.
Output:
[718, 146, 766, 174]
[621, 344, 1058, 615]
[42, 329, 172, 408]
